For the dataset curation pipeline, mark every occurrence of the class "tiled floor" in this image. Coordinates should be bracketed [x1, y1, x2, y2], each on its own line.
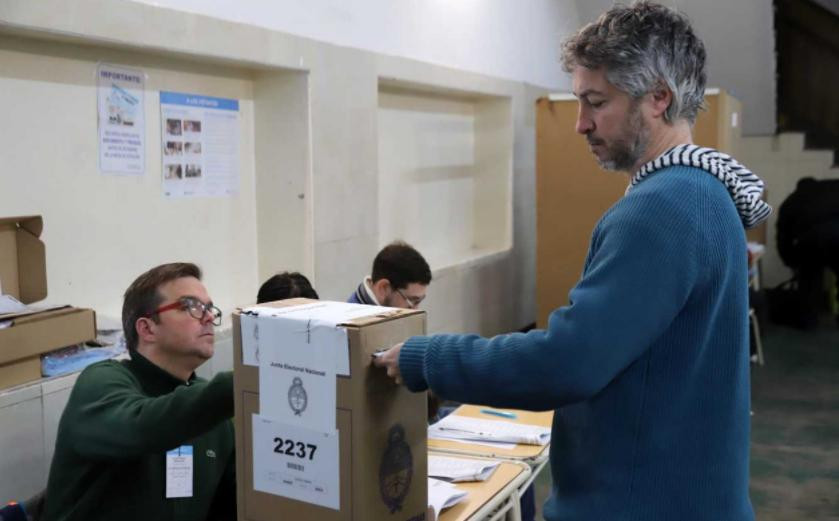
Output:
[749, 320, 839, 520]
[530, 320, 839, 520]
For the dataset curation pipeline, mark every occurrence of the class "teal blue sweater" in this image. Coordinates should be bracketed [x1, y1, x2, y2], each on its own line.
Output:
[400, 166, 754, 520]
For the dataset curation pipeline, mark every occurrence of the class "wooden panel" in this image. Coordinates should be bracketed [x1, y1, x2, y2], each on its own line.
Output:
[535, 97, 627, 328]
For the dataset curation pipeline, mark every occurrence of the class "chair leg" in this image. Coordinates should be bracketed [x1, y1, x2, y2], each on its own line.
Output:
[750, 308, 765, 366]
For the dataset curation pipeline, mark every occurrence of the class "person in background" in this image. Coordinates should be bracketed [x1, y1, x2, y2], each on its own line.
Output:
[257, 271, 319, 304]
[348, 241, 430, 309]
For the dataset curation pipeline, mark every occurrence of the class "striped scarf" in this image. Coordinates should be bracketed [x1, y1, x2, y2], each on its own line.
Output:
[628, 144, 772, 228]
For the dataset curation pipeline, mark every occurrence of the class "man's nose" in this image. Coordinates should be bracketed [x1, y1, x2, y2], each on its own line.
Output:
[576, 110, 594, 135]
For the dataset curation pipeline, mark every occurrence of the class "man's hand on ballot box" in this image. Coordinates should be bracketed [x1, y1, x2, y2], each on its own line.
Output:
[373, 342, 404, 385]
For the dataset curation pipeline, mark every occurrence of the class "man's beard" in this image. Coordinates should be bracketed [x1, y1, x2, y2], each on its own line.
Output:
[588, 101, 650, 173]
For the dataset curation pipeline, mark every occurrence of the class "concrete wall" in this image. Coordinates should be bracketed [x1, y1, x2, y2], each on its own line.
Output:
[129, 0, 581, 91]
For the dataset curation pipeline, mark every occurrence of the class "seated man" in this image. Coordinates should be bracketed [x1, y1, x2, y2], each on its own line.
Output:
[257, 271, 318, 303]
[347, 241, 430, 309]
[42, 263, 235, 521]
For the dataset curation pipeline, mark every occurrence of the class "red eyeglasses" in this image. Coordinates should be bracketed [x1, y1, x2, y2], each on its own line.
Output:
[146, 296, 222, 326]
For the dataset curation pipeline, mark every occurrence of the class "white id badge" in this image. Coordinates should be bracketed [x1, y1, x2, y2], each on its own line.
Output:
[166, 445, 194, 498]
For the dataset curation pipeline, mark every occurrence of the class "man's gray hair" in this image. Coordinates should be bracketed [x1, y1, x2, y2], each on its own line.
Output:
[561, 1, 706, 124]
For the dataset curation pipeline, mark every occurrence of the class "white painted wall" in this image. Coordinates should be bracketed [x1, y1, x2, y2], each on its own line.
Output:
[574, 0, 776, 136]
[129, 0, 578, 91]
[0, 35, 260, 323]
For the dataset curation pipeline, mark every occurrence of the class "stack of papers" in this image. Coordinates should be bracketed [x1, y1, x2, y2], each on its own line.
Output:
[429, 415, 551, 446]
[428, 455, 500, 482]
[428, 478, 468, 516]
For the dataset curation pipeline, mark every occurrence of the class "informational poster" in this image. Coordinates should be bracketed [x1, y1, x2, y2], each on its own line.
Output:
[252, 414, 340, 510]
[159, 91, 239, 198]
[97, 64, 145, 175]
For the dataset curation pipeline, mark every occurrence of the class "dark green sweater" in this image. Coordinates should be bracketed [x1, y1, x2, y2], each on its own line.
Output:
[42, 352, 235, 521]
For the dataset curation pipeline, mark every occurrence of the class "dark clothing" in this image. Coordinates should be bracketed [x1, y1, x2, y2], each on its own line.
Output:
[347, 281, 377, 305]
[777, 178, 839, 323]
[42, 352, 235, 521]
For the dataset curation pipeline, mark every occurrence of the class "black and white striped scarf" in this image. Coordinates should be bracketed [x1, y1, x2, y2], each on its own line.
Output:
[627, 144, 772, 228]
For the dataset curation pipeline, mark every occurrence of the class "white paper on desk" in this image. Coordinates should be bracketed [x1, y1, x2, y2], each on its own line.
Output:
[428, 455, 500, 482]
[258, 314, 339, 432]
[428, 477, 468, 516]
[429, 415, 551, 446]
[252, 414, 340, 510]
[0, 295, 27, 315]
[428, 431, 517, 450]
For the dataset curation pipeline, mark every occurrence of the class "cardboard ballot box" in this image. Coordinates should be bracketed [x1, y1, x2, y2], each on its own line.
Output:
[0, 215, 96, 388]
[233, 299, 428, 521]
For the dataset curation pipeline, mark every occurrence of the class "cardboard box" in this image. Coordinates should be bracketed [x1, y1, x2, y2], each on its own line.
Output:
[0, 215, 97, 388]
[233, 299, 428, 521]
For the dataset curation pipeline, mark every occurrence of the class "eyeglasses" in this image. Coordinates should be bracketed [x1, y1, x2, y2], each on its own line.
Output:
[395, 288, 424, 308]
[147, 296, 222, 326]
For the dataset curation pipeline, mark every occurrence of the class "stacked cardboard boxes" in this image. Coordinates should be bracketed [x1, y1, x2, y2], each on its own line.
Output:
[0, 216, 96, 388]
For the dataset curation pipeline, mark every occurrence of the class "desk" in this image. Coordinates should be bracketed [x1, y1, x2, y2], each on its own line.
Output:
[429, 405, 553, 495]
[436, 458, 530, 521]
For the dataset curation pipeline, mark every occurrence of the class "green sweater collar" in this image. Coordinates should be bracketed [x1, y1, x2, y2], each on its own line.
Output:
[126, 351, 198, 396]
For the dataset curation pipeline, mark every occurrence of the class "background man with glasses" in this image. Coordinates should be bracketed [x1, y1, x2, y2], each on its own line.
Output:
[42, 262, 235, 521]
[347, 241, 431, 310]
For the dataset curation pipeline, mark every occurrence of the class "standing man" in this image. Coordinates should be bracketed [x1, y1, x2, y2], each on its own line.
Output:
[376, 3, 771, 520]
[348, 241, 431, 309]
[43, 263, 235, 521]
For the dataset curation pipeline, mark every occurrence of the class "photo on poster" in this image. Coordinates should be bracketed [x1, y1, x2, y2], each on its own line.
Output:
[164, 164, 183, 180]
[164, 141, 183, 156]
[166, 118, 183, 136]
[106, 84, 138, 126]
[185, 164, 202, 178]
[184, 120, 202, 133]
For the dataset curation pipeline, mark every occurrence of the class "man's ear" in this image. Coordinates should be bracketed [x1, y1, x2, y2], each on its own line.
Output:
[650, 82, 673, 119]
[370, 278, 392, 301]
[135, 317, 157, 346]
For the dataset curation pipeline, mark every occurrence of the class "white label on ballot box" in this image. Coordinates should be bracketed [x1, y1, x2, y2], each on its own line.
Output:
[166, 445, 193, 498]
[257, 314, 339, 432]
[242, 301, 400, 375]
[252, 414, 340, 510]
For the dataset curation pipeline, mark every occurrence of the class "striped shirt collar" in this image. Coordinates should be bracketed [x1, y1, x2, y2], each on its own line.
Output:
[353, 276, 381, 306]
[627, 143, 772, 229]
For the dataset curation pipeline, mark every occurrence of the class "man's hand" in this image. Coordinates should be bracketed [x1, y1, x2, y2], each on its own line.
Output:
[373, 342, 404, 385]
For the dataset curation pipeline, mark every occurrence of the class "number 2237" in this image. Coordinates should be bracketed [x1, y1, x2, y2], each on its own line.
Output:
[273, 437, 317, 460]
